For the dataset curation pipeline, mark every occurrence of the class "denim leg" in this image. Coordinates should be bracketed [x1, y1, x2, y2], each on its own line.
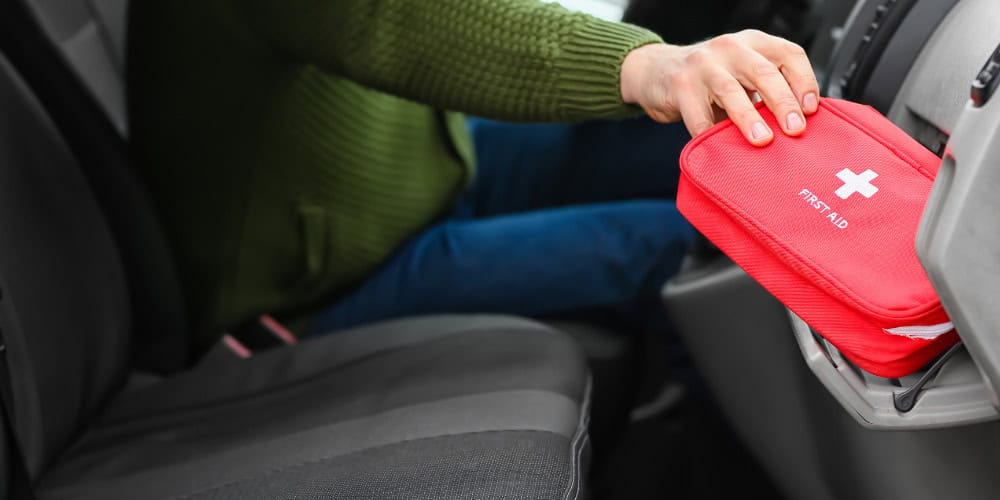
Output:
[307, 200, 694, 334]
[455, 117, 690, 218]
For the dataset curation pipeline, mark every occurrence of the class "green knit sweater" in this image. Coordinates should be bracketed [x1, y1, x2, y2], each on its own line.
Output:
[128, 0, 662, 346]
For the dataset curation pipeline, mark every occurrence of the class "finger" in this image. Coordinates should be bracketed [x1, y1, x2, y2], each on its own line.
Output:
[705, 67, 772, 146]
[735, 51, 806, 136]
[675, 84, 716, 138]
[780, 50, 821, 115]
[667, 69, 716, 136]
[741, 30, 820, 115]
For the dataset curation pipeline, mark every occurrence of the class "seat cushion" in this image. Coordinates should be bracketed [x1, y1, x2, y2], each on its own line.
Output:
[37, 315, 590, 499]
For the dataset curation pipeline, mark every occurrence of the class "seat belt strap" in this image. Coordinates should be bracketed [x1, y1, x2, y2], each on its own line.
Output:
[0, 327, 37, 499]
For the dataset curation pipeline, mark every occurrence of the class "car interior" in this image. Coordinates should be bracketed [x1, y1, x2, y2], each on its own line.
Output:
[1, 0, 999, 498]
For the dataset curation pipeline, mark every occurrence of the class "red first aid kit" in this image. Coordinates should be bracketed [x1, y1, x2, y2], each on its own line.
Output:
[677, 98, 957, 377]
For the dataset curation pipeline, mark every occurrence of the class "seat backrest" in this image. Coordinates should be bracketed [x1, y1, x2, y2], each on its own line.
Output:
[24, 0, 129, 135]
[1, 0, 191, 373]
[0, 52, 131, 480]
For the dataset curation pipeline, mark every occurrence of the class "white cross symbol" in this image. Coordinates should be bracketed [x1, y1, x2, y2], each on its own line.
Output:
[835, 168, 879, 200]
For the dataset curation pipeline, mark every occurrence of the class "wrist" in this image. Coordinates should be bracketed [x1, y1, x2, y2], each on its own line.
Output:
[621, 42, 680, 104]
[621, 43, 654, 103]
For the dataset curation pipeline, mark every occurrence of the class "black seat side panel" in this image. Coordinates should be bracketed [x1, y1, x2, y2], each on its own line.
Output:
[0, 54, 131, 475]
[0, 0, 191, 373]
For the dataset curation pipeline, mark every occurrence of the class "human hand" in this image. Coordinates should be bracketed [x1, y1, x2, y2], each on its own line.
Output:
[620, 30, 820, 146]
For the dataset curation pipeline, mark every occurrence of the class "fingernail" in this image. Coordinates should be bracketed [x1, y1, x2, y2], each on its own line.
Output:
[803, 92, 818, 111]
[751, 122, 770, 141]
[786, 112, 804, 131]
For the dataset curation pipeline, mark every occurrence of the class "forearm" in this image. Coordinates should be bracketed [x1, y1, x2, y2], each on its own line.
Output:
[243, 0, 662, 121]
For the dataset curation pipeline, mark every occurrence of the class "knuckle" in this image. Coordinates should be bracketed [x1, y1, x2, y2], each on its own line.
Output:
[683, 48, 708, 66]
[708, 33, 739, 50]
[735, 108, 760, 123]
[798, 70, 820, 86]
[791, 65, 820, 83]
[784, 41, 807, 57]
[781, 65, 818, 89]
[737, 28, 766, 39]
[710, 76, 744, 97]
[798, 76, 821, 92]
[751, 60, 782, 78]
[771, 94, 801, 110]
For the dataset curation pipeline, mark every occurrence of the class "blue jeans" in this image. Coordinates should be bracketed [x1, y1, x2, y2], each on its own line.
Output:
[307, 117, 695, 334]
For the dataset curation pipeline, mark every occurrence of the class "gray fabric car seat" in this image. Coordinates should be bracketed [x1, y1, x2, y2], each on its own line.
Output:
[14, 0, 641, 453]
[0, 3, 633, 495]
[0, 49, 591, 497]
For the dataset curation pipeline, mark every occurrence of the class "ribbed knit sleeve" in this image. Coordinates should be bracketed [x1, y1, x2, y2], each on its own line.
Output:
[241, 0, 662, 122]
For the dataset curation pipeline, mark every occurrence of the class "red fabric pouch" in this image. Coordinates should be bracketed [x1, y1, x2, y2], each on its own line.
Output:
[677, 98, 957, 377]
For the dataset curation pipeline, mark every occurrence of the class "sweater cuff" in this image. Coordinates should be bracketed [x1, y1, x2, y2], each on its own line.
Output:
[554, 20, 663, 121]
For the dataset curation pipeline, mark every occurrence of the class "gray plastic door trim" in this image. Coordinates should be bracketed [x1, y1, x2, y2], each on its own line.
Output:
[917, 56, 1000, 409]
